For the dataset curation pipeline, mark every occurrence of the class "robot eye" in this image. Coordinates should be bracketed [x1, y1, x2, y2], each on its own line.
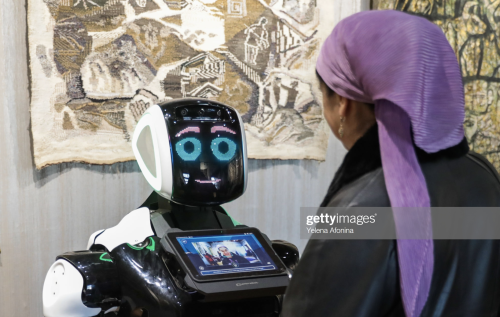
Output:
[211, 137, 237, 161]
[175, 137, 202, 161]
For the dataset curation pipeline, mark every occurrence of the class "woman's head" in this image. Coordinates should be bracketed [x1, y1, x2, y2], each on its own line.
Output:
[316, 10, 464, 152]
[318, 71, 375, 149]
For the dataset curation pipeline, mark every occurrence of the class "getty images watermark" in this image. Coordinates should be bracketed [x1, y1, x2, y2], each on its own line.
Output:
[300, 207, 500, 240]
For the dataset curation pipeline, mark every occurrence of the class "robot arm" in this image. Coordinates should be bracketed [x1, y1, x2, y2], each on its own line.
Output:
[43, 259, 101, 317]
[43, 250, 123, 317]
[87, 230, 104, 250]
[271, 240, 300, 273]
[43, 208, 155, 317]
[88, 207, 155, 251]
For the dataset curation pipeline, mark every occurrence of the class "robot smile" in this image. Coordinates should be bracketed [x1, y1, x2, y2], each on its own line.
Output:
[195, 178, 221, 184]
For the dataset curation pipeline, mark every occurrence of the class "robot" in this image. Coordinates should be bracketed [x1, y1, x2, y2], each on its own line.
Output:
[42, 98, 299, 317]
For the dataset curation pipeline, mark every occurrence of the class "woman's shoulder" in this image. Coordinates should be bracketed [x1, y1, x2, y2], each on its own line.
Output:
[325, 167, 391, 207]
[422, 151, 500, 206]
[326, 151, 500, 208]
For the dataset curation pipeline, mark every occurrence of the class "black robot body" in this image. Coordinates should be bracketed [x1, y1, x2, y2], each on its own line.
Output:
[61, 194, 298, 317]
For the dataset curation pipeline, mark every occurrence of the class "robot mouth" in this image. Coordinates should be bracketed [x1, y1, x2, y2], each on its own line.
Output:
[195, 178, 221, 184]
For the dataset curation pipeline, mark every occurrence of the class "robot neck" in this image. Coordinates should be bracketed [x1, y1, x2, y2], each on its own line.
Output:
[140, 191, 238, 236]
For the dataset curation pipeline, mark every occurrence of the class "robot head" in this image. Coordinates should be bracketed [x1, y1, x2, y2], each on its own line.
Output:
[132, 98, 248, 206]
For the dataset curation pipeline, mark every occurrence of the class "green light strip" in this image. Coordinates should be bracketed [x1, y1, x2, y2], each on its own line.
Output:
[99, 253, 113, 262]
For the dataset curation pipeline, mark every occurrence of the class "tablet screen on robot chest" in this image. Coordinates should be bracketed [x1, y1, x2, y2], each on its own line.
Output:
[167, 228, 287, 282]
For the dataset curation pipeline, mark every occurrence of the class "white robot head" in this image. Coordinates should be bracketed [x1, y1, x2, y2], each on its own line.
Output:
[132, 98, 248, 206]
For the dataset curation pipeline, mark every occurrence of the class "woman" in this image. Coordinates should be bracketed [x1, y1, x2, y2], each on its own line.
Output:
[282, 10, 500, 317]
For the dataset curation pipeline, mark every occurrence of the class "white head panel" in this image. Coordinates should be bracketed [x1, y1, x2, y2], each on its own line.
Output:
[132, 105, 173, 199]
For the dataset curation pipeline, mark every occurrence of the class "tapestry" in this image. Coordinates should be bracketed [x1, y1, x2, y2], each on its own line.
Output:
[28, 0, 334, 168]
[375, 0, 500, 171]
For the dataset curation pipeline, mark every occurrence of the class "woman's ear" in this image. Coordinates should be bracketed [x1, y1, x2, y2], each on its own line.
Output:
[337, 94, 350, 118]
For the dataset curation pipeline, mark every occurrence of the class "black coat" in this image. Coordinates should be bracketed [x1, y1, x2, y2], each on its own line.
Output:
[282, 125, 500, 317]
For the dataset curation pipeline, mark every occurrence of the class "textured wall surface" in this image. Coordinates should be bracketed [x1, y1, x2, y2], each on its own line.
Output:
[0, 0, 368, 315]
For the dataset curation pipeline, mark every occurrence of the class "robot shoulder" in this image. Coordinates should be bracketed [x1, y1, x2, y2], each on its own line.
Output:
[88, 207, 155, 251]
[43, 259, 101, 317]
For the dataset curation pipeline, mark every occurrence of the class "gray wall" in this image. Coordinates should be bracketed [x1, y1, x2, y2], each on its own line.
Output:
[0, 0, 368, 315]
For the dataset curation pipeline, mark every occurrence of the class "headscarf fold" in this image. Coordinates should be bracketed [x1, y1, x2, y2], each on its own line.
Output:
[317, 10, 465, 317]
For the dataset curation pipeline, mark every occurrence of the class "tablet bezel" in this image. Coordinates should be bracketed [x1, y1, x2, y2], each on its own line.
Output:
[165, 227, 288, 283]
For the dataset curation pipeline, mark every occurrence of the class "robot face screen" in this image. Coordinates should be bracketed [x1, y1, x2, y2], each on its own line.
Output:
[164, 104, 245, 205]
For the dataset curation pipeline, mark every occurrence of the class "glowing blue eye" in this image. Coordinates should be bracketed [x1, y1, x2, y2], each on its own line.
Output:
[175, 137, 202, 161]
[211, 137, 237, 161]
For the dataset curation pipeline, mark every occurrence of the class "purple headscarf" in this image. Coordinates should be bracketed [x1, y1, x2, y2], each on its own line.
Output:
[317, 10, 465, 317]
